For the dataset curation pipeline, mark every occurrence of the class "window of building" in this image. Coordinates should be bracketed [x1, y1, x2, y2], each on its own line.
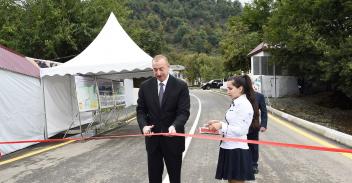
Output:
[253, 56, 260, 75]
[253, 56, 282, 75]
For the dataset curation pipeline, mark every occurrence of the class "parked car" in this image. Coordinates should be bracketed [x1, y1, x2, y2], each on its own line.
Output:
[201, 79, 223, 90]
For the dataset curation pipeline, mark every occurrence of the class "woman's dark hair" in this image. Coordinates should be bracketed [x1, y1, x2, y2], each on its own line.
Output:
[227, 75, 260, 129]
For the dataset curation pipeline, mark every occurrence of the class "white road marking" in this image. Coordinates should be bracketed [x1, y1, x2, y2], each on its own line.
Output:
[162, 93, 202, 183]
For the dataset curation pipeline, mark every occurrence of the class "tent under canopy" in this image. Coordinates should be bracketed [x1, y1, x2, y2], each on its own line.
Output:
[0, 45, 44, 155]
[0, 44, 40, 78]
[40, 12, 153, 78]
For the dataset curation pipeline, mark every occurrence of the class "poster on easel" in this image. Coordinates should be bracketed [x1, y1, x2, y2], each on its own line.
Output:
[97, 79, 114, 108]
[253, 76, 262, 93]
[112, 80, 126, 106]
[75, 76, 99, 112]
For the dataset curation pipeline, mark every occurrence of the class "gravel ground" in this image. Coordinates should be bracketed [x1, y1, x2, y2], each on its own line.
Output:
[268, 94, 352, 135]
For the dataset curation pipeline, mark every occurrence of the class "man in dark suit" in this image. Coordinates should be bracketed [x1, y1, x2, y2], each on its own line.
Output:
[247, 91, 268, 174]
[137, 55, 190, 183]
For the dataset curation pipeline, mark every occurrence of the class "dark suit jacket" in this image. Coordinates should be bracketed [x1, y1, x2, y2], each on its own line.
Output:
[249, 92, 268, 133]
[136, 75, 190, 154]
[255, 92, 267, 128]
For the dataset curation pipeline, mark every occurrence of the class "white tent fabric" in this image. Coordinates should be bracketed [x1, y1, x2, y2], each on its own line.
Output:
[42, 76, 135, 138]
[0, 70, 45, 155]
[40, 12, 153, 77]
[39, 12, 153, 138]
[42, 75, 93, 137]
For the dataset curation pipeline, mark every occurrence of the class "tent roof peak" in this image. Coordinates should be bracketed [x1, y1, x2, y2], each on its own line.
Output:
[40, 12, 152, 78]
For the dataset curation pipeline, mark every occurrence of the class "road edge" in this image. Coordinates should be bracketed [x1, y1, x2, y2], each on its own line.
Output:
[268, 106, 352, 148]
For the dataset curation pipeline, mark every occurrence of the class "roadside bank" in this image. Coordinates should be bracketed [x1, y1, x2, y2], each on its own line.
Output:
[212, 89, 352, 148]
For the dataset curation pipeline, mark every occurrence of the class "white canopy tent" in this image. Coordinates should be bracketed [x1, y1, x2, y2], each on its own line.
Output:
[40, 13, 153, 138]
[40, 12, 152, 77]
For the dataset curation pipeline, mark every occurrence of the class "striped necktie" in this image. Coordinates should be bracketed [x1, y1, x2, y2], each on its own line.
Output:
[159, 83, 164, 106]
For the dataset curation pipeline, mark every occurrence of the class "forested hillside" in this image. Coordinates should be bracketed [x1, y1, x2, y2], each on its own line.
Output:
[0, 0, 241, 60]
[0, 0, 241, 82]
[127, 0, 241, 55]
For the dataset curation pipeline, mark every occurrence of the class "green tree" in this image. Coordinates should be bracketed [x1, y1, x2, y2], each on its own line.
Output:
[220, 16, 261, 72]
[128, 0, 242, 54]
[219, 0, 272, 73]
[173, 23, 189, 43]
[176, 53, 225, 84]
[0, 0, 130, 62]
[264, 0, 352, 98]
[131, 29, 163, 57]
[241, 0, 274, 33]
[180, 54, 201, 85]
[0, 0, 24, 49]
[198, 53, 225, 81]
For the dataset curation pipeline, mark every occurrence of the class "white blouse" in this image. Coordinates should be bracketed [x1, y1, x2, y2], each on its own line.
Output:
[220, 94, 254, 149]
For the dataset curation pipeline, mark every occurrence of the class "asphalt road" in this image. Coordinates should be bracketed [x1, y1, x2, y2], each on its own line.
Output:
[0, 89, 351, 183]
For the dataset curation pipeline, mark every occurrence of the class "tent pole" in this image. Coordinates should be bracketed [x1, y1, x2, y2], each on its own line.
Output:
[72, 75, 83, 139]
[95, 76, 102, 125]
[41, 76, 48, 140]
[274, 62, 277, 97]
[111, 79, 118, 124]
[69, 75, 75, 128]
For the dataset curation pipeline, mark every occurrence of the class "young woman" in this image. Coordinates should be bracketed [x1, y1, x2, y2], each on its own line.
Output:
[207, 75, 259, 183]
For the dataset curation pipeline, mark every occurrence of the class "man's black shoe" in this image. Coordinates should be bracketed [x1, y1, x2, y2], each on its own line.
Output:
[253, 167, 259, 174]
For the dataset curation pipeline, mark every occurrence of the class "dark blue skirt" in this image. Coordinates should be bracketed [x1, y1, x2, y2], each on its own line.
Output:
[215, 148, 255, 181]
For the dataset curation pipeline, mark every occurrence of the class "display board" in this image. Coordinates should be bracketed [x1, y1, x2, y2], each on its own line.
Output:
[113, 80, 126, 105]
[98, 79, 114, 108]
[97, 79, 126, 108]
[75, 76, 99, 112]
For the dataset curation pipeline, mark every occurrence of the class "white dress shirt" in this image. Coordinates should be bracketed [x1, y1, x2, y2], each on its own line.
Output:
[157, 74, 169, 94]
[220, 94, 254, 149]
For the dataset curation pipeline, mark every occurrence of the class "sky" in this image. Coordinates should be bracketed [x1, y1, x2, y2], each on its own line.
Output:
[237, 0, 252, 6]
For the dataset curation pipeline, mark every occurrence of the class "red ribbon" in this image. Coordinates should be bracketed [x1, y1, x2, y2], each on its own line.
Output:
[1, 133, 351, 154]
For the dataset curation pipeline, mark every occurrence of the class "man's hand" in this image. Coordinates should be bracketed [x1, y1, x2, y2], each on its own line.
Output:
[260, 127, 267, 132]
[143, 125, 154, 135]
[164, 125, 176, 137]
[168, 125, 176, 134]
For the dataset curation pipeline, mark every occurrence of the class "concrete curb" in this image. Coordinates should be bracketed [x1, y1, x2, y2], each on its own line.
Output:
[211, 89, 352, 148]
[268, 106, 352, 148]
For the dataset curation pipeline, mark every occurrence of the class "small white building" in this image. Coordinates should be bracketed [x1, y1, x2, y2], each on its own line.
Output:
[248, 42, 298, 97]
[170, 65, 185, 80]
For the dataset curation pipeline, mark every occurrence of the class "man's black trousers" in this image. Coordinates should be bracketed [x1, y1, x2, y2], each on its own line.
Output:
[247, 130, 259, 168]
